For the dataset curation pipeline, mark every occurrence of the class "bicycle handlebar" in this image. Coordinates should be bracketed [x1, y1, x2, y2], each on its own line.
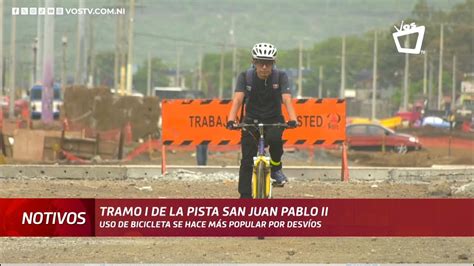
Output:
[235, 122, 289, 129]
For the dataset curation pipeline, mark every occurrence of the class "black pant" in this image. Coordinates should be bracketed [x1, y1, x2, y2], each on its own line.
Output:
[239, 116, 284, 197]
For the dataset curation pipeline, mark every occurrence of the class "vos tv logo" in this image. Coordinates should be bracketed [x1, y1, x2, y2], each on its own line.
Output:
[392, 21, 425, 54]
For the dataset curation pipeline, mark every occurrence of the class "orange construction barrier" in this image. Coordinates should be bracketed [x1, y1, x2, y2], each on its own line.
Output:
[61, 150, 89, 164]
[124, 138, 161, 161]
[162, 98, 346, 147]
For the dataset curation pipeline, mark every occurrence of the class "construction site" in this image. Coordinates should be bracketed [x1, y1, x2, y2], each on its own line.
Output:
[0, 82, 472, 263]
[0, 0, 473, 264]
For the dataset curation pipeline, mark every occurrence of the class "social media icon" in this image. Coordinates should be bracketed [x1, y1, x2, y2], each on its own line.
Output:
[12, 8, 19, 15]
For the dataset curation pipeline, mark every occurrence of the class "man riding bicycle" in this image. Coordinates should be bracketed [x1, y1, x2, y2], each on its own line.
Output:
[226, 42, 298, 199]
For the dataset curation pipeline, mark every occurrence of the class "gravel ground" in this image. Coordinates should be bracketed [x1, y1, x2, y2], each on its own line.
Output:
[0, 173, 473, 263]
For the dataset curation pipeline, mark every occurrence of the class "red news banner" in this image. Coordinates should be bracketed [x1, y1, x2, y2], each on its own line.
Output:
[0, 199, 473, 237]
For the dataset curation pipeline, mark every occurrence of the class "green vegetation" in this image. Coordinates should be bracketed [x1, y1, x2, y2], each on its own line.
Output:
[2, 0, 470, 101]
[199, 0, 473, 105]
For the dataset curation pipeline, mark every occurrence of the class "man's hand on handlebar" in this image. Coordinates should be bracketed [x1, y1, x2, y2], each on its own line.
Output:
[287, 120, 297, 129]
[226, 120, 238, 130]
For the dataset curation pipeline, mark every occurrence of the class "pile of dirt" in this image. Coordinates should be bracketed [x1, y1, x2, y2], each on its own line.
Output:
[63, 86, 160, 140]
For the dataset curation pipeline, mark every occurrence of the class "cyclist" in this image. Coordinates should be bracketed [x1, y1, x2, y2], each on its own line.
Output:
[226, 42, 297, 199]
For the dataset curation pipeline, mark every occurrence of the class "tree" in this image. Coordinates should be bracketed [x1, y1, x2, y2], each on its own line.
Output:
[133, 57, 170, 95]
[412, 0, 432, 20]
[95, 51, 115, 87]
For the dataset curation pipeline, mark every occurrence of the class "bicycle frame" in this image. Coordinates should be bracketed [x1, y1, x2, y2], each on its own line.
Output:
[237, 122, 288, 199]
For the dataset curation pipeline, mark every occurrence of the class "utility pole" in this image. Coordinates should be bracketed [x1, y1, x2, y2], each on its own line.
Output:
[87, 16, 95, 88]
[371, 30, 378, 120]
[119, 0, 126, 96]
[9, 0, 17, 119]
[452, 54, 456, 109]
[403, 36, 409, 111]
[306, 50, 311, 70]
[61, 35, 67, 95]
[147, 51, 151, 96]
[30, 43, 35, 88]
[120, 66, 126, 95]
[0, 0, 3, 98]
[340, 35, 346, 98]
[231, 43, 237, 92]
[318, 65, 323, 98]
[42, 0, 55, 123]
[175, 47, 181, 87]
[114, 13, 120, 91]
[297, 40, 303, 98]
[218, 44, 225, 98]
[230, 16, 237, 91]
[32, 39, 38, 84]
[198, 47, 203, 92]
[75, 0, 85, 85]
[36, 0, 43, 83]
[428, 58, 433, 109]
[423, 50, 427, 96]
[438, 23, 444, 110]
[126, 0, 135, 95]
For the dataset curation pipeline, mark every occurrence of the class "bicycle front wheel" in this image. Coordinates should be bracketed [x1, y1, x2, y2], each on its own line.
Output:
[255, 161, 267, 199]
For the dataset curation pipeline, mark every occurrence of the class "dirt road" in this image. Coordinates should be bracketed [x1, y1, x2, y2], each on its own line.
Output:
[1, 177, 472, 263]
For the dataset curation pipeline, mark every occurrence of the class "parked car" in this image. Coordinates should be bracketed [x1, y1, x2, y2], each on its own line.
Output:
[422, 116, 451, 128]
[346, 123, 421, 154]
[30, 84, 62, 119]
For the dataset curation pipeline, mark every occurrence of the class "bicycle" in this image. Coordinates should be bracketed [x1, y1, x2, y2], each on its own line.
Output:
[236, 122, 289, 199]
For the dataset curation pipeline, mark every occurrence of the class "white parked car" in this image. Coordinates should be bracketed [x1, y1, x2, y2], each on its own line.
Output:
[422, 116, 451, 128]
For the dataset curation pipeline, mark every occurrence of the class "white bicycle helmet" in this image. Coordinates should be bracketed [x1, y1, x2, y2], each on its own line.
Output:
[252, 43, 277, 60]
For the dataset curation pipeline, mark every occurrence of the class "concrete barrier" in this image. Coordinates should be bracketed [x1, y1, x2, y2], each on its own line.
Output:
[0, 165, 472, 182]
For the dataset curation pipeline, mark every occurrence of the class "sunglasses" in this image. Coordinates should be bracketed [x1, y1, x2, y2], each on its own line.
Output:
[254, 60, 274, 66]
